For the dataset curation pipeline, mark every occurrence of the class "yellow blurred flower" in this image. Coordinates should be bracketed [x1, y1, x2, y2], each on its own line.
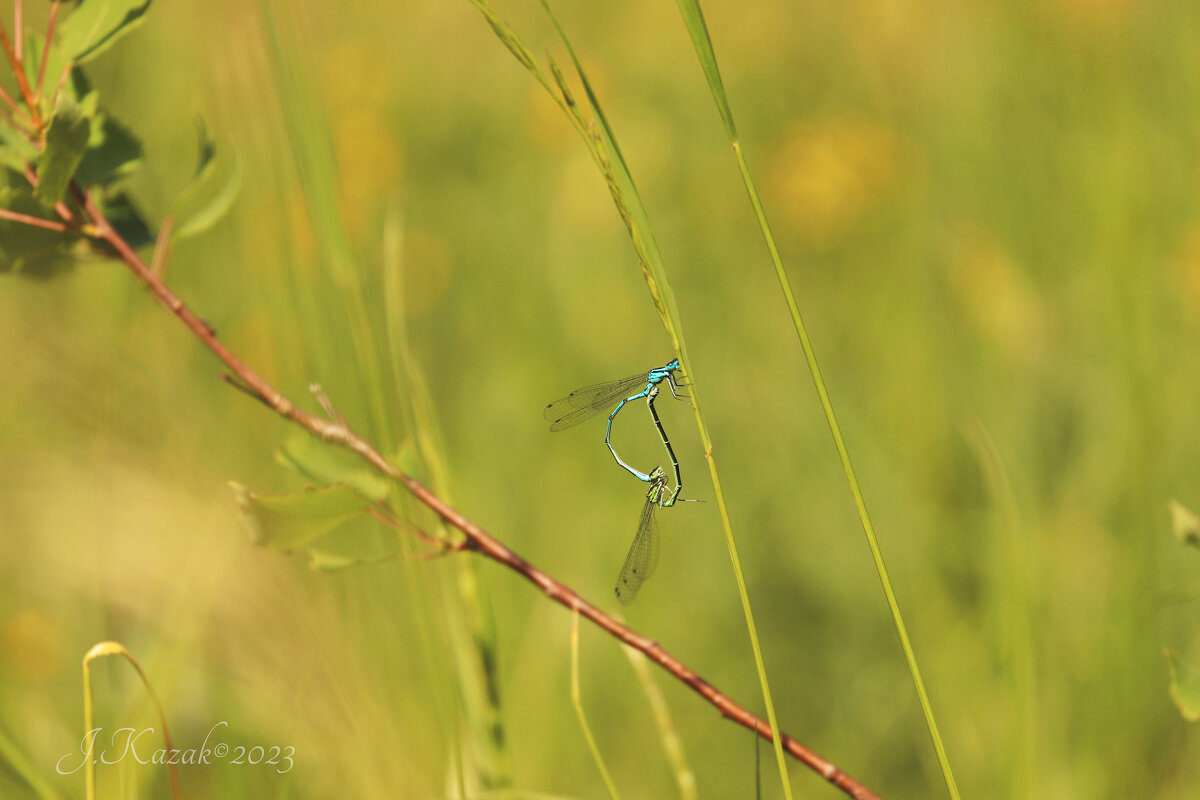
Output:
[945, 224, 1046, 362]
[1046, 0, 1133, 32]
[321, 40, 395, 111]
[319, 40, 405, 238]
[332, 107, 404, 235]
[768, 120, 900, 246]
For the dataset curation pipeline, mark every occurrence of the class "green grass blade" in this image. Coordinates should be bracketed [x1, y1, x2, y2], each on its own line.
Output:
[383, 208, 512, 790]
[259, 0, 392, 446]
[621, 643, 697, 800]
[571, 612, 620, 800]
[964, 421, 1036, 798]
[259, 5, 509, 790]
[672, 0, 735, 141]
[0, 723, 63, 800]
[671, 1, 962, 797]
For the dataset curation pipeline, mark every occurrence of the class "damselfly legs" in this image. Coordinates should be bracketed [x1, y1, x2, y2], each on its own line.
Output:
[544, 358, 689, 497]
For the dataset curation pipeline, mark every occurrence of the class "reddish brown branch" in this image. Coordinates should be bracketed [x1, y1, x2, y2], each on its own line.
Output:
[149, 214, 173, 278]
[0, 99, 33, 138]
[23, 166, 78, 224]
[0, 206, 70, 232]
[0, 77, 20, 114]
[364, 507, 461, 557]
[13, 1, 22, 62]
[0, 18, 41, 129]
[36, 2, 60, 101]
[67, 190, 880, 800]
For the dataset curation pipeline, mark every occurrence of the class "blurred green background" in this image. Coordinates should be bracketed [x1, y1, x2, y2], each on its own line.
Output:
[3, 0, 1200, 797]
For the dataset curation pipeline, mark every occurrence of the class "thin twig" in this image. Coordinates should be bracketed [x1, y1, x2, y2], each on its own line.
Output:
[50, 60, 70, 110]
[69, 188, 880, 800]
[364, 505, 460, 555]
[0, 99, 33, 137]
[0, 18, 42, 128]
[23, 166, 78, 224]
[36, 1, 57, 100]
[13, 0, 22, 63]
[0, 206, 70, 232]
[150, 214, 173, 279]
[0, 78, 20, 114]
[220, 373, 275, 410]
[309, 382, 348, 428]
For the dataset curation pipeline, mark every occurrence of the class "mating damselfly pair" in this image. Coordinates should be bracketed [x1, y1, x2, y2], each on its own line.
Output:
[544, 358, 697, 605]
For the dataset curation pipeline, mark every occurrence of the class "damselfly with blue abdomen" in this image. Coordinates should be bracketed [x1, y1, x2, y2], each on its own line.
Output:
[544, 358, 689, 494]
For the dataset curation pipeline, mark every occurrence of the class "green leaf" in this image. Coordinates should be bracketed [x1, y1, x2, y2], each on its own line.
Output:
[0, 181, 78, 279]
[1170, 499, 1200, 549]
[35, 96, 92, 208]
[1166, 649, 1200, 722]
[275, 433, 392, 503]
[230, 482, 375, 552]
[175, 157, 241, 239]
[191, 116, 216, 181]
[307, 546, 400, 572]
[57, 0, 153, 65]
[75, 113, 143, 188]
[173, 119, 241, 239]
[0, 126, 37, 173]
[61, 67, 97, 109]
[392, 438, 427, 484]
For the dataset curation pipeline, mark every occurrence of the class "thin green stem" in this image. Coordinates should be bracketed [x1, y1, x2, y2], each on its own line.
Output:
[729, 141, 961, 798]
[669, 0, 961, 791]
[571, 611, 621, 800]
[0, 724, 62, 800]
[621, 643, 697, 800]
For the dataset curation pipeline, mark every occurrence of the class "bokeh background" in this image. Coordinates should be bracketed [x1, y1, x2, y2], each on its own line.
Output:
[3, 0, 1200, 797]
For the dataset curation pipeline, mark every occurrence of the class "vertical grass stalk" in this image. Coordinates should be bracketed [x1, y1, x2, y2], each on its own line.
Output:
[260, 3, 510, 789]
[572, 611, 621, 800]
[671, 1, 962, 796]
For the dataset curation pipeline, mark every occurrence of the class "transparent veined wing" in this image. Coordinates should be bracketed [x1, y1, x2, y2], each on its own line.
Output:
[614, 496, 660, 606]
[543, 371, 650, 431]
